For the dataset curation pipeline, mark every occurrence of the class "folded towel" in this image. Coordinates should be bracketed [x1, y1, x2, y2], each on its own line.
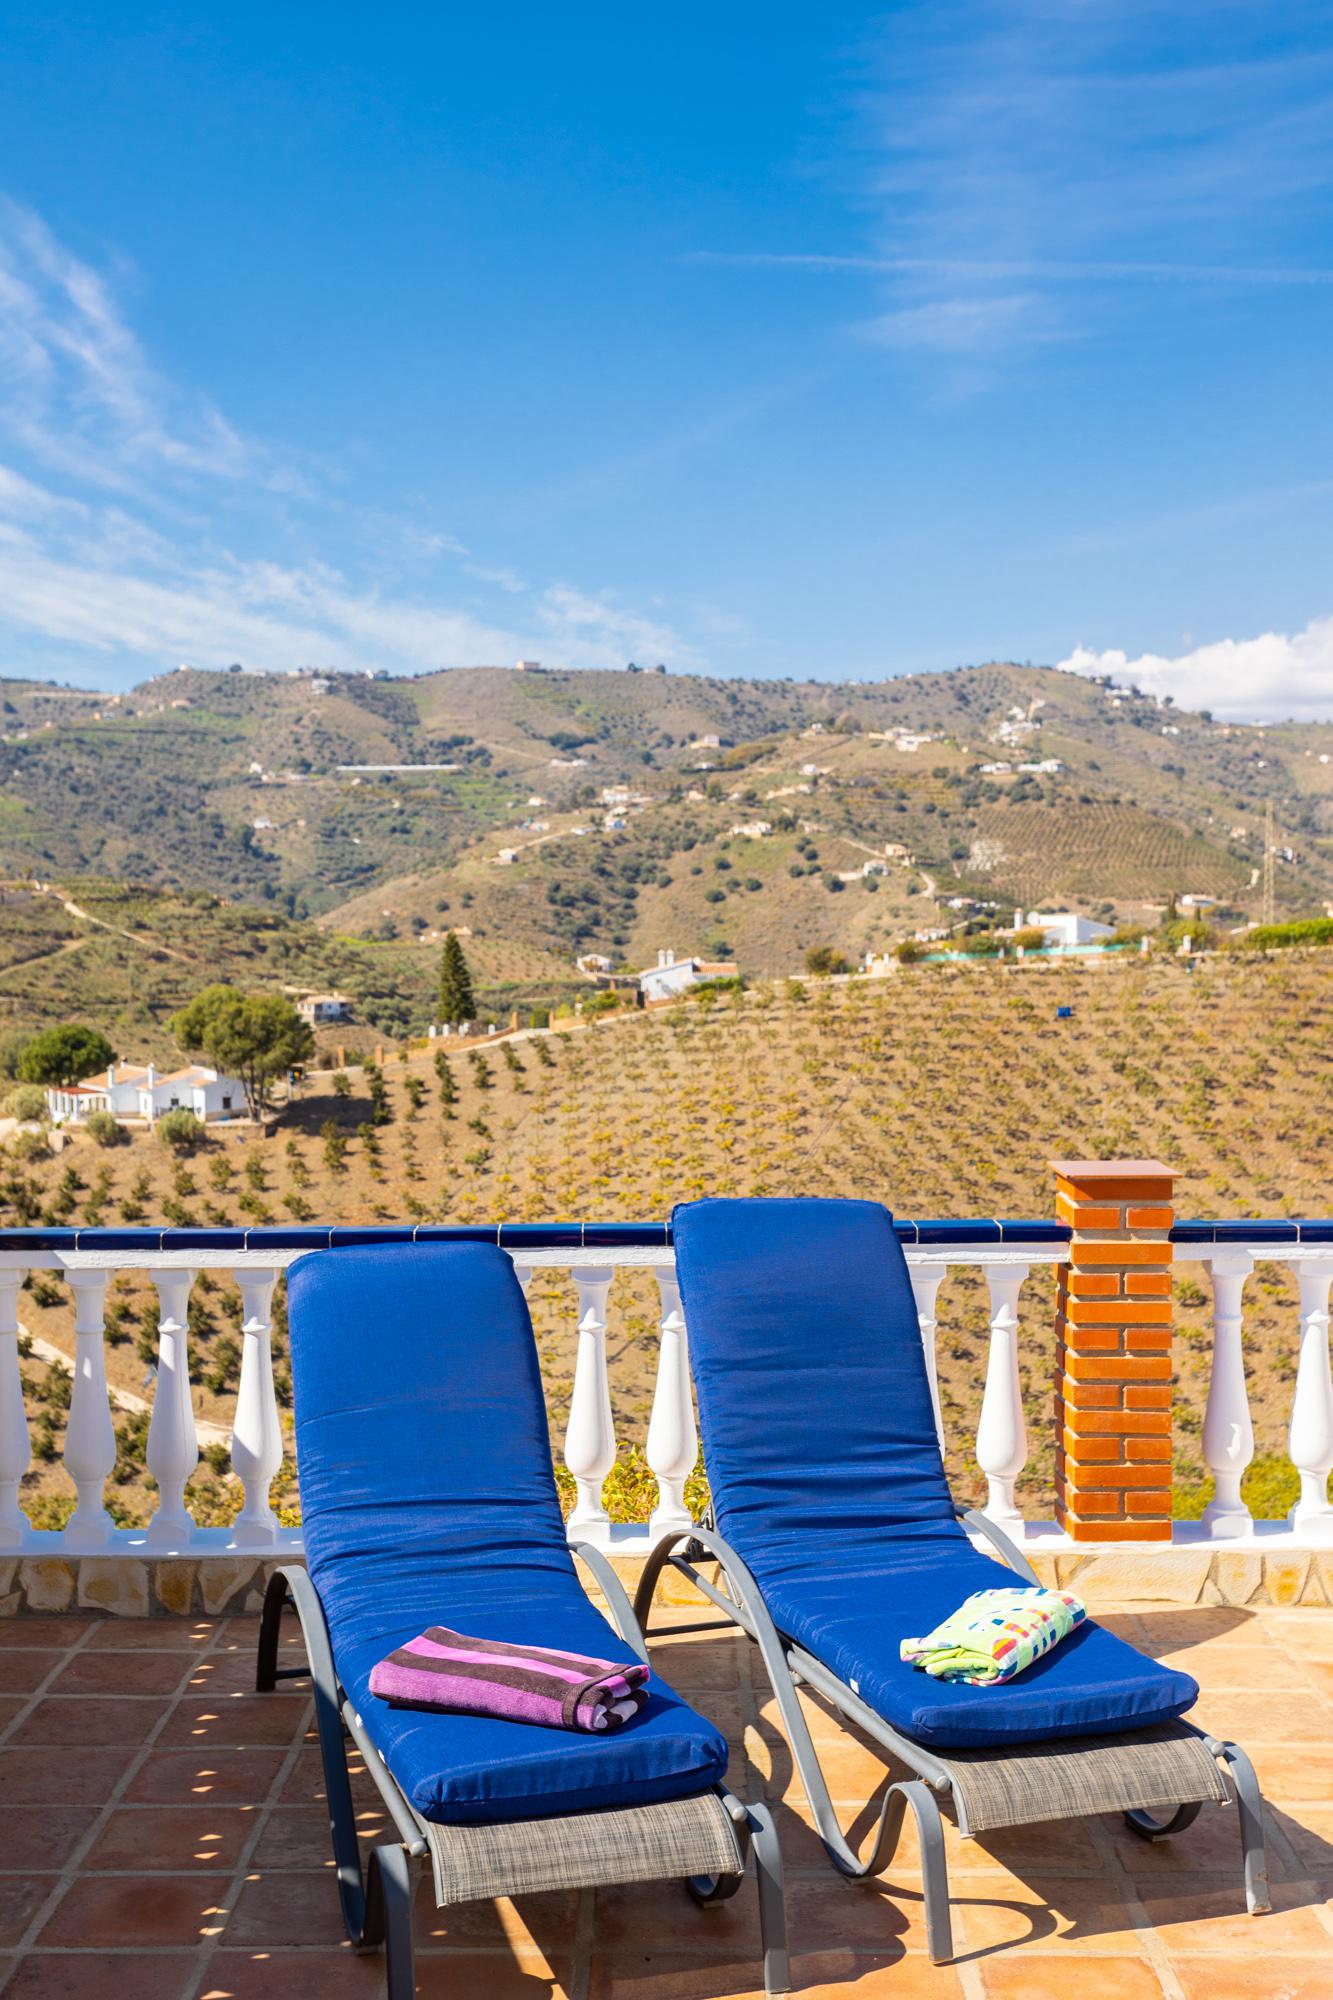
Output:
[900, 1587, 1087, 1686]
[368, 1627, 651, 1732]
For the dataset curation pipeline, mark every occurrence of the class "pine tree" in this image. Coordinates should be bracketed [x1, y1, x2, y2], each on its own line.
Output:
[439, 931, 476, 1024]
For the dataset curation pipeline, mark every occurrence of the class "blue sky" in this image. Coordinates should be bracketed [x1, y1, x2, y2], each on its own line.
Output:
[1, 2, 1331, 716]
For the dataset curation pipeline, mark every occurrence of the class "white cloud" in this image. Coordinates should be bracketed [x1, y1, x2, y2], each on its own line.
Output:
[0, 200, 708, 682]
[1059, 618, 1333, 722]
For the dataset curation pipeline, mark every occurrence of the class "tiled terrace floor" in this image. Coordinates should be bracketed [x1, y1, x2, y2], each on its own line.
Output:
[0, 1601, 1331, 1999]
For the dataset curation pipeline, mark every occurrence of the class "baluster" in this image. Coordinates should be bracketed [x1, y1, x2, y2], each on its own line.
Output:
[564, 1267, 616, 1546]
[647, 1270, 696, 1539]
[229, 1268, 282, 1547]
[0, 1268, 30, 1547]
[1200, 1250, 1255, 1538]
[146, 1268, 198, 1548]
[907, 1263, 947, 1449]
[975, 1263, 1030, 1537]
[1289, 1259, 1333, 1540]
[64, 1269, 117, 1550]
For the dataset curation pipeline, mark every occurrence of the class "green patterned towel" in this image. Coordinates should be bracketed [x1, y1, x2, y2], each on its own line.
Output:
[900, 1587, 1087, 1686]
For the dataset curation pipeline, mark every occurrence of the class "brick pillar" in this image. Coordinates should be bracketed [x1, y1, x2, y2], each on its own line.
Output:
[1052, 1158, 1175, 1542]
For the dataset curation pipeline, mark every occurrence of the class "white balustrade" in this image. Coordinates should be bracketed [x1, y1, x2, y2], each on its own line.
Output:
[647, 1271, 696, 1538]
[64, 1270, 117, 1551]
[1289, 1259, 1333, 1541]
[907, 1265, 947, 1449]
[0, 1270, 29, 1547]
[563, 1267, 617, 1545]
[974, 1262, 1030, 1536]
[145, 1268, 198, 1549]
[229, 1268, 282, 1547]
[1200, 1250, 1255, 1538]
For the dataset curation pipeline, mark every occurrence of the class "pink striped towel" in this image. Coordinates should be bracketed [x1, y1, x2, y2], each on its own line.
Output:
[368, 1626, 651, 1732]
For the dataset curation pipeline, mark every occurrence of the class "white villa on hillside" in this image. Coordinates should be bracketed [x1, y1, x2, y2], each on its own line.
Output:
[638, 949, 738, 1003]
[296, 992, 352, 1024]
[46, 1061, 246, 1126]
[1023, 910, 1114, 949]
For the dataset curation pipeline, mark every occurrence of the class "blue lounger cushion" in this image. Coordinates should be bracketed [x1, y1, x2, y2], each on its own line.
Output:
[672, 1197, 1198, 1751]
[287, 1243, 728, 1824]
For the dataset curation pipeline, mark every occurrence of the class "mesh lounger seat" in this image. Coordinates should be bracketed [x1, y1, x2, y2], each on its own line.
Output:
[256, 1242, 788, 1998]
[634, 1197, 1270, 1964]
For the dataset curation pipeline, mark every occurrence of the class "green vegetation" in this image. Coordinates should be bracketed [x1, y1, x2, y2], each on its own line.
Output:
[156, 1107, 205, 1152]
[17, 1024, 115, 1087]
[438, 930, 476, 1024]
[171, 985, 314, 1121]
[1241, 917, 1333, 950]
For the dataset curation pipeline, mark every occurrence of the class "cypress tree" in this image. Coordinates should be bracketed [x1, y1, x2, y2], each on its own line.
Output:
[439, 931, 476, 1024]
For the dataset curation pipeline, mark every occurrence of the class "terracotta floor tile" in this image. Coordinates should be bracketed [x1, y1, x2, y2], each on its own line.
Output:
[1188, 1693, 1321, 1743]
[787, 1955, 965, 1998]
[0, 1649, 63, 1694]
[1294, 1659, 1333, 1701]
[414, 1885, 579, 1952]
[188, 1652, 305, 1697]
[192, 1948, 399, 1999]
[1, 1806, 90, 1872]
[157, 1694, 311, 1748]
[594, 1879, 759, 1953]
[1171, 1957, 1333, 1998]
[7, 1696, 160, 1747]
[278, 1744, 370, 1807]
[0, 1695, 28, 1731]
[84, 1803, 259, 1872]
[37, 1871, 234, 1947]
[2, 1952, 195, 1999]
[587, 1951, 768, 2000]
[1275, 1804, 1333, 1878]
[1244, 1748, 1333, 1804]
[415, 1952, 575, 2000]
[953, 1877, 1146, 1959]
[249, 1804, 386, 1871]
[788, 1874, 931, 1954]
[85, 1619, 219, 1650]
[648, 1635, 746, 1691]
[0, 1745, 136, 1805]
[222, 1870, 363, 1949]
[1104, 1800, 1294, 1877]
[49, 1648, 196, 1696]
[1130, 1876, 1329, 1955]
[124, 1745, 289, 1805]
[1156, 1645, 1312, 1689]
[977, 1957, 1166, 1998]
[0, 1878, 53, 1951]
[0, 1617, 99, 1648]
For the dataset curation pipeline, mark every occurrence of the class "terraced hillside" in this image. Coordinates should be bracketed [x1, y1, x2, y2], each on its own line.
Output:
[7, 950, 1331, 1530]
[4, 664, 1333, 985]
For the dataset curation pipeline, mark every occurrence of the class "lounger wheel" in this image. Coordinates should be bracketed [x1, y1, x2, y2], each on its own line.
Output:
[1123, 1801, 1204, 1840]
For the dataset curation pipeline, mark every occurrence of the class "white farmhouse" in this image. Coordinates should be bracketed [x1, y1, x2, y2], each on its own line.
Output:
[639, 948, 738, 1003]
[296, 992, 353, 1024]
[729, 820, 772, 839]
[1023, 910, 1114, 949]
[46, 1061, 247, 1126]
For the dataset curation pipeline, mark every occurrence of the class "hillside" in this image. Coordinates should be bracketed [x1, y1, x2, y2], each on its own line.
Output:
[7, 950, 1331, 1532]
[3, 663, 1333, 1011]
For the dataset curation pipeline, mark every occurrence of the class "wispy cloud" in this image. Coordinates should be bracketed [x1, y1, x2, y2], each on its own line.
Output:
[1060, 619, 1333, 722]
[0, 200, 709, 681]
[700, 3, 1333, 364]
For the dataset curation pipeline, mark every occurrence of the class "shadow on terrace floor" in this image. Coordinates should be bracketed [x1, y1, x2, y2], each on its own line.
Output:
[0, 1598, 1330, 1999]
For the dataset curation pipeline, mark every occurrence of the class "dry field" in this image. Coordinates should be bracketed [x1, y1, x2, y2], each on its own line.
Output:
[7, 949, 1333, 1530]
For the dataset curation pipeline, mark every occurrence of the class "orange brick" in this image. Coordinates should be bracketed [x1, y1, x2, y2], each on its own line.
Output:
[1064, 1515, 1172, 1542]
[1126, 1271, 1172, 1296]
[1125, 1490, 1172, 1516]
[1127, 1435, 1172, 1461]
[1065, 1353, 1173, 1383]
[1065, 1326, 1123, 1352]
[1082, 1463, 1172, 1489]
[1127, 1206, 1174, 1229]
[1126, 1327, 1172, 1351]
[1074, 1241, 1174, 1267]
[1066, 1382, 1124, 1410]
[1070, 1490, 1125, 1516]
[1067, 1299, 1173, 1326]
[1125, 1385, 1172, 1410]
[1062, 1427, 1123, 1458]
[1057, 1201, 1123, 1230]
[1067, 1272, 1122, 1298]
[1066, 1409, 1170, 1436]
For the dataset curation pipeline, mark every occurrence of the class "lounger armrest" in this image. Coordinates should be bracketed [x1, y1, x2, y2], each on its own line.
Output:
[952, 1505, 1040, 1586]
[568, 1540, 650, 1664]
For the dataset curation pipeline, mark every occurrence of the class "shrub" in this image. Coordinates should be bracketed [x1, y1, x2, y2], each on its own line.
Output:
[1010, 927, 1048, 952]
[805, 946, 850, 977]
[4, 1085, 48, 1123]
[84, 1109, 127, 1147]
[529, 1007, 550, 1029]
[1241, 917, 1333, 951]
[157, 1107, 206, 1152]
[895, 939, 925, 964]
[7, 1129, 50, 1162]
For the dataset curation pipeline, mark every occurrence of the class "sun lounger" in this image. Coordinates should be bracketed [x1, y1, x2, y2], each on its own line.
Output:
[634, 1197, 1269, 1964]
[256, 1241, 789, 1998]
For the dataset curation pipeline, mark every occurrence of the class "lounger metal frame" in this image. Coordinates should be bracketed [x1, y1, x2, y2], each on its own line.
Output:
[256, 1551, 789, 1999]
[634, 1510, 1270, 1964]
